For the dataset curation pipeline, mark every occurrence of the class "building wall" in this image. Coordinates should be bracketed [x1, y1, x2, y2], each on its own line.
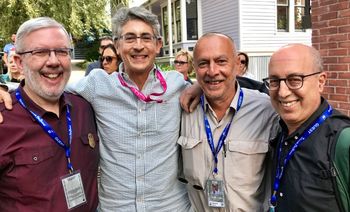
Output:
[312, 0, 350, 115]
[240, 0, 311, 52]
[201, 0, 239, 45]
[201, 0, 311, 81]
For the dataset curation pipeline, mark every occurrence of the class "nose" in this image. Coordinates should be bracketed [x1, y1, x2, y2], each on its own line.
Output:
[277, 80, 291, 98]
[46, 50, 60, 66]
[206, 62, 218, 77]
[133, 38, 144, 50]
[102, 59, 109, 66]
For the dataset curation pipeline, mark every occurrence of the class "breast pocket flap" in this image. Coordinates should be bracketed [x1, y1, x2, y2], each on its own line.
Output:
[177, 136, 203, 149]
[228, 140, 268, 154]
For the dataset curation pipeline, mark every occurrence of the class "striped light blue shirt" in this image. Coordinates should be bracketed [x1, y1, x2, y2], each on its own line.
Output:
[67, 66, 191, 212]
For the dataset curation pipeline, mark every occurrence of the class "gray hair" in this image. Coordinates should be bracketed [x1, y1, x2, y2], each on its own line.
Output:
[112, 7, 161, 39]
[309, 46, 323, 72]
[15, 17, 71, 52]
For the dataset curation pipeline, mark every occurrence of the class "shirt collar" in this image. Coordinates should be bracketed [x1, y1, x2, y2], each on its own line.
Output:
[119, 62, 158, 83]
[15, 80, 71, 120]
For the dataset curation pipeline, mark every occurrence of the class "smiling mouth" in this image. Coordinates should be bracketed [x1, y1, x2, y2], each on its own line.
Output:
[205, 79, 224, 85]
[42, 73, 62, 79]
[132, 55, 147, 59]
[280, 100, 298, 107]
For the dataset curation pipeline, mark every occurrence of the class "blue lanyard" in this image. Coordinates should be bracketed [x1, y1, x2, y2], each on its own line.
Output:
[269, 105, 333, 210]
[200, 88, 243, 174]
[15, 89, 74, 173]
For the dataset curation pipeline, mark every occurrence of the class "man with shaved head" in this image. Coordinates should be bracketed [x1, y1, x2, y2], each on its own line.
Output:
[178, 32, 278, 211]
[264, 44, 350, 211]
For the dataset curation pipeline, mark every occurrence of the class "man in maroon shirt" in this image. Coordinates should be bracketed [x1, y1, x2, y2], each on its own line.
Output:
[0, 17, 99, 211]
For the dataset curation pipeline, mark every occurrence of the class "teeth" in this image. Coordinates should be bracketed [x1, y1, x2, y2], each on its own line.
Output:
[133, 55, 145, 58]
[209, 81, 220, 84]
[44, 73, 59, 79]
[206, 80, 221, 84]
[281, 101, 296, 107]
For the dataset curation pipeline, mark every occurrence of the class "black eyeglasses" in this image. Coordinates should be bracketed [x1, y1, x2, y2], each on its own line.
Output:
[17, 48, 72, 59]
[174, 60, 188, 65]
[100, 56, 116, 63]
[118, 33, 157, 44]
[240, 60, 246, 65]
[263, 71, 322, 91]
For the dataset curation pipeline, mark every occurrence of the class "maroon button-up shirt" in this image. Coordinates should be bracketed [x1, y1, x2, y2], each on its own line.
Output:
[0, 83, 99, 212]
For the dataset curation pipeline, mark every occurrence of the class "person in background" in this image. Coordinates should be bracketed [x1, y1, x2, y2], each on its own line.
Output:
[174, 49, 194, 84]
[100, 43, 120, 74]
[85, 36, 113, 76]
[0, 51, 24, 89]
[2, 33, 16, 74]
[178, 32, 278, 211]
[264, 43, 350, 211]
[236, 51, 268, 94]
[237, 52, 254, 79]
[0, 17, 99, 212]
[7, 51, 24, 82]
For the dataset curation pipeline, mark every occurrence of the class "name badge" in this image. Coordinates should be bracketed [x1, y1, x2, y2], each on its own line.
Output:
[61, 171, 87, 210]
[207, 179, 225, 208]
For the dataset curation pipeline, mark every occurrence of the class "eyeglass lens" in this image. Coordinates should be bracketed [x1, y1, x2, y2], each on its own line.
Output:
[101, 56, 114, 63]
[174, 60, 187, 65]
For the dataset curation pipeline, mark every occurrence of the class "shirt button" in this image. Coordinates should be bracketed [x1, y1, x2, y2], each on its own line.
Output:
[33, 156, 38, 161]
[284, 141, 288, 146]
[279, 192, 283, 197]
[294, 136, 298, 140]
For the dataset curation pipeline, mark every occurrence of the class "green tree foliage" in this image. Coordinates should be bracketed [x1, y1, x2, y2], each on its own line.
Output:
[0, 0, 110, 42]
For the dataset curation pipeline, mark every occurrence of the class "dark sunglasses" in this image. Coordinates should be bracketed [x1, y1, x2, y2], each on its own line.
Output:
[174, 60, 188, 65]
[240, 60, 246, 65]
[100, 56, 116, 63]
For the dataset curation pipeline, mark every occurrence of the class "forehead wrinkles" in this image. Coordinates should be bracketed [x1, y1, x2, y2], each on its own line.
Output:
[195, 36, 233, 59]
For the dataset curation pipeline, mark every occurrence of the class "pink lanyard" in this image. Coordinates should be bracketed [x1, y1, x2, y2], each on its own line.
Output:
[118, 69, 167, 103]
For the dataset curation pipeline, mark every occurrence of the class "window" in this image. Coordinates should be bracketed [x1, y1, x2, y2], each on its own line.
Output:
[161, 0, 198, 47]
[162, 1, 180, 45]
[277, 0, 288, 31]
[175, 0, 181, 42]
[295, 0, 305, 31]
[162, 7, 169, 45]
[186, 0, 198, 40]
[277, 0, 307, 32]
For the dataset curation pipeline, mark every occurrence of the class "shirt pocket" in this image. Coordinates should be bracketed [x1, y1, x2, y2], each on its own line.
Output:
[177, 136, 209, 189]
[226, 140, 268, 188]
[13, 146, 58, 194]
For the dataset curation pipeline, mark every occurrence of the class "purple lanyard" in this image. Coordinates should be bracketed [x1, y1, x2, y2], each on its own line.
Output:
[118, 68, 167, 103]
[200, 88, 244, 174]
[15, 89, 74, 173]
[269, 105, 333, 211]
